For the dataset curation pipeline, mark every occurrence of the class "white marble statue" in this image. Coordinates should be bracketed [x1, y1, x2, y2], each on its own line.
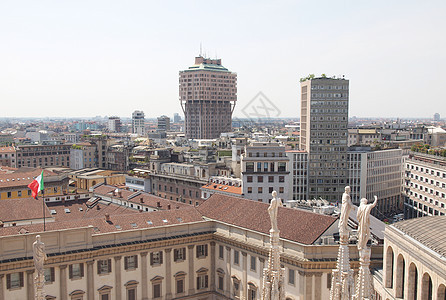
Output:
[268, 191, 282, 232]
[339, 186, 352, 234]
[356, 196, 378, 251]
[33, 235, 47, 277]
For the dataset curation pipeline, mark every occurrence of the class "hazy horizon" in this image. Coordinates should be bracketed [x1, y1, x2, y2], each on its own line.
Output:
[1, 0, 445, 119]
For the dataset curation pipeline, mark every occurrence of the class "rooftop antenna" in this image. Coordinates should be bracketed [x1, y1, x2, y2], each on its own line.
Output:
[199, 42, 202, 57]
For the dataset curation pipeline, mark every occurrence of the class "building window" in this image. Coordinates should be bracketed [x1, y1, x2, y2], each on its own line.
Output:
[18, 190, 22, 197]
[279, 176, 285, 183]
[125, 280, 138, 300]
[268, 176, 274, 183]
[234, 250, 240, 265]
[233, 277, 241, 299]
[248, 283, 257, 300]
[218, 245, 224, 259]
[258, 176, 263, 183]
[250, 256, 256, 271]
[258, 187, 263, 194]
[98, 285, 112, 300]
[288, 269, 295, 285]
[217, 268, 225, 290]
[124, 255, 138, 270]
[248, 187, 252, 194]
[6, 272, 24, 289]
[97, 259, 111, 275]
[69, 263, 84, 279]
[174, 248, 186, 262]
[269, 187, 273, 194]
[150, 251, 163, 265]
[196, 244, 208, 258]
[279, 187, 284, 193]
[174, 272, 186, 295]
[247, 176, 253, 183]
[196, 267, 209, 290]
[151, 276, 163, 299]
[44, 267, 55, 283]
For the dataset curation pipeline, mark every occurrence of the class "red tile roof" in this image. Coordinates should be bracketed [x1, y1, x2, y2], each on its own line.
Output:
[93, 185, 192, 210]
[0, 168, 58, 188]
[201, 183, 242, 195]
[0, 198, 51, 222]
[0, 207, 204, 236]
[197, 194, 337, 245]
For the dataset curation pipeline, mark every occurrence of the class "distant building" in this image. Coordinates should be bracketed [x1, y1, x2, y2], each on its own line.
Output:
[108, 116, 121, 133]
[70, 143, 97, 170]
[347, 147, 403, 218]
[0, 168, 69, 201]
[347, 128, 380, 146]
[16, 144, 71, 168]
[434, 112, 441, 121]
[179, 56, 237, 139]
[0, 146, 16, 168]
[63, 133, 78, 143]
[241, 142, 290, 203]
[173, 113, 181, 123]
[132, 110, 145, 136]
[403, 152, 446, 219]
[286, 150, 309, 200]
[299, 77, 349, 201]
[157, 115, 170, 132]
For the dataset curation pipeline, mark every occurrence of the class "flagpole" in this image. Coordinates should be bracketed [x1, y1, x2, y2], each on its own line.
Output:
[42, 189, 46, 232]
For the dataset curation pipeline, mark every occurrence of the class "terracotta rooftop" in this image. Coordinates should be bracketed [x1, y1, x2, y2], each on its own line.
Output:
[0, 169, 58, 188]
[0, 147, 15, 153]
[0, 198, 51, 223]
[0, 206, 204, 236]
[197, 194, 337, 245]
[93, 185, 192, 210]
[201, 183, 242, 195]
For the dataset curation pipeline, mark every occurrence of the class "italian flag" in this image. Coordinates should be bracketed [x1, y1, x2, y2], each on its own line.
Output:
[28, 171, 44, 199]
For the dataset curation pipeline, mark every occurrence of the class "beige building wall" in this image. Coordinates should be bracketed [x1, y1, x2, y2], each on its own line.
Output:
[0, 217, 383, 300]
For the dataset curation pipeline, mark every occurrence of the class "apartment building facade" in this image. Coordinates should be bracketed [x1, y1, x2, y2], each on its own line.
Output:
[403, 152, 446, 219]
[15, 144, 71, 168]
[300, 77, 349, 202]
[241, 143, 290, 202]
[286, 150, 309, 201]
[347, 147, 403, 218]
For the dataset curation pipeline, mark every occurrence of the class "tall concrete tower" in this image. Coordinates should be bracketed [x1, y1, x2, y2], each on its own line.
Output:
[299, 77, 349, 201]
[179, 56, 237, 139]
[132, 110, 145, 136]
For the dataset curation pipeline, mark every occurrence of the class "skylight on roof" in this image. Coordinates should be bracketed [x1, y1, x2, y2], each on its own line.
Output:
[147, 220, 153, 225]
[131, 223, 137, 228]
[162, 219, 168, 223]
[50, 210, 57, 215]
[64, 208, 71, 213]
[79, 207, 83, 211]
[177, 217, 183, 222]
[115, 225, 121, 230]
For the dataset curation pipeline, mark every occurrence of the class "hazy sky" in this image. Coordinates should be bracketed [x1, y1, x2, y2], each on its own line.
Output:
[1, 0, 445, 119]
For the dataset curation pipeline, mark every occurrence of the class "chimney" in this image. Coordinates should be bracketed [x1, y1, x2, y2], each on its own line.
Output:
[96, 205, 100, 210]
[167, 204, 171, 210]
[140, 197, 144, 203]
[105, 213, 110, 222]
[118, 191, 122, 198]
[157, 201, 161, 208]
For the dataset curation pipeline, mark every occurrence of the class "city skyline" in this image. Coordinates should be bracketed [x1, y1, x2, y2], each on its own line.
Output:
[1, 0, 445, 118]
